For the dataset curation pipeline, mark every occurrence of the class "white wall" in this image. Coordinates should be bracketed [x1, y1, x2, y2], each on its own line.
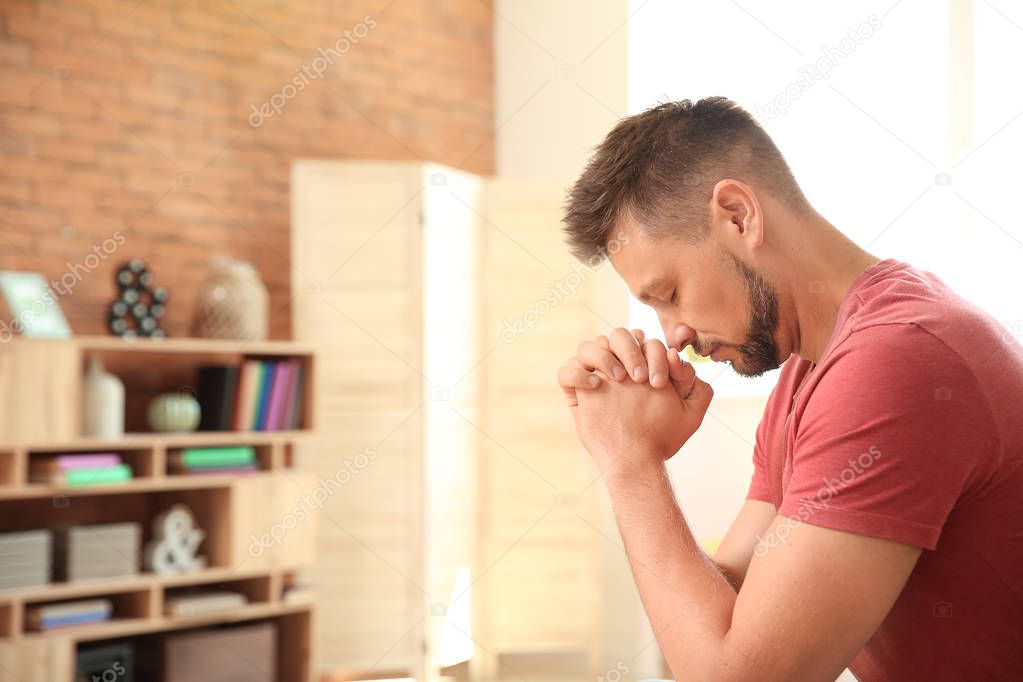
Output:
[495, 0, 630, 178]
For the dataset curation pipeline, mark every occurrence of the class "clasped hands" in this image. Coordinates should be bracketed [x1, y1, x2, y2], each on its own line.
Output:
[558, 328, 714, 476]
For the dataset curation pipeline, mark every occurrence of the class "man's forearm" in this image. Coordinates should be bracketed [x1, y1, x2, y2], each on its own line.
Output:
[606, 460, 740, 680]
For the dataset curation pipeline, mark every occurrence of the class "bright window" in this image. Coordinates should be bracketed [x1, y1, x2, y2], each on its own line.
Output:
[627, 0, 1021, 395]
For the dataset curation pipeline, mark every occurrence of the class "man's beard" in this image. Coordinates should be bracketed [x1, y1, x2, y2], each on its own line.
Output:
[728, 255, 781, 378]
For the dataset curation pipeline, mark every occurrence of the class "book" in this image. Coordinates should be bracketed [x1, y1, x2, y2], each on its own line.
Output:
[232, 359, 261, 431]
[0, 571, 51, 590]
[31, 464, 132, 486]
[164, 590, 247, 617]
[32, 611, 112, 629]
[53, 523, 140, 581]
[196, 364, 239, 431]
[275, 359, 298, 430]
[30, 453, 122, 472]
[0, 530, 51, 589]
[177, 464, 257, 475]
[264, 361, 292, 430]
[284, 362, 305, 430]
[0, 529, 51, 551]
[169, 446, 256, 471]
[254, 360, 276, 430]
[26, 598, 112, 631]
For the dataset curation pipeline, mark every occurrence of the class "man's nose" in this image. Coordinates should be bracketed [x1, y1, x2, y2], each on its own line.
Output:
[664, 323, 696, 351]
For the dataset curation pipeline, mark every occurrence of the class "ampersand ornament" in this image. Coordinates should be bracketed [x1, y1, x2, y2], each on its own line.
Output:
[143, 503, 208, 575]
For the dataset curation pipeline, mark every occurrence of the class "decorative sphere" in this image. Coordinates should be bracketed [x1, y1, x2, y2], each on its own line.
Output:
[147, 393, 201, 433]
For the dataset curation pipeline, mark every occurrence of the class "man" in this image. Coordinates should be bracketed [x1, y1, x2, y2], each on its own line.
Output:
[557, 97, 1023, 681]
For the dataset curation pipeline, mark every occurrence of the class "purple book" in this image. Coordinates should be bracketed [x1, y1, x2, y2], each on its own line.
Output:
[264, 361, 292, 431]
[52, 454, 122, 470]
[188, 465, 258, 475]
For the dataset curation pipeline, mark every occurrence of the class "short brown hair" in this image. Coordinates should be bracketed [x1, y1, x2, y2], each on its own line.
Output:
[563, 97, 810, 262]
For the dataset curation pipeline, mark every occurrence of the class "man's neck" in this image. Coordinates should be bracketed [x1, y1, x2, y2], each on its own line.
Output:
[776, 216, 880, 364]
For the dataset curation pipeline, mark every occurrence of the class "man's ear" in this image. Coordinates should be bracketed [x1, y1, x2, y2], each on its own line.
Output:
[709, 179, 764, 258]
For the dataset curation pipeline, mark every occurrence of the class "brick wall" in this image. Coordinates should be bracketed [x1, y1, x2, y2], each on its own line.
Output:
[0, 0, 493, 339]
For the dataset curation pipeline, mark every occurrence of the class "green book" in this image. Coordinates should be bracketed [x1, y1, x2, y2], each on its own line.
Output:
[65, 464, 132, 487]
[250, 362, 269, 430]
[174, 446, 256, 469]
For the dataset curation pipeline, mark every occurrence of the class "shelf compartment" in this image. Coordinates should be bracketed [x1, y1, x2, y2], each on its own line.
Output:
[0, 567, 276, 606]
[165, 443, 273, 477]
[21, 587, 153, 635]
[24, 446, 155, 488]
[163, 574, 274, 618]
[0, 336, 316, 445]
[0, 487, 231, 573]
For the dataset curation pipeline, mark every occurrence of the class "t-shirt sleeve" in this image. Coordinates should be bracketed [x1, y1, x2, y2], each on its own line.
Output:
[746, 421, 773, 504]
[778, 324, 992, 550]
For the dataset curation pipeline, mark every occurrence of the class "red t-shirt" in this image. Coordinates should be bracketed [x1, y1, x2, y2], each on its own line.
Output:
[747, 259, 1023, 680]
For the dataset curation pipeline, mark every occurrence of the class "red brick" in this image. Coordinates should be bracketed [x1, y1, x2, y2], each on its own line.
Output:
[0, 181, 32, 203]
[37, 137, 99, 164]
[0, 0, 493, 337]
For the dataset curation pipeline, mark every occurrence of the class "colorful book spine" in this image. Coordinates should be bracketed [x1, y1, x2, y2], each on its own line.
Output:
[284, 362, 305, 430]
[185, 465, 258, 475]
[252, 361, 274, 431]
[226, 357, 306, 433]
[52, 454, 122, 470]
[174, 446, 256, 469]
[38, 612, 111, 628]
[233, 359, 261, 431]
[65, 464, 132, 487]
[264, 361, 292, 431]
[27, 598, 113, 631]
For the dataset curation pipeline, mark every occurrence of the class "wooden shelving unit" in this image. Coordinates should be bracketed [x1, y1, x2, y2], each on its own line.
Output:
[0, 336, 318, 682]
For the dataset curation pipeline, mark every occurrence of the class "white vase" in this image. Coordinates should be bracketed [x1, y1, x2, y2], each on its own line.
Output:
[82, 356, 125, 438]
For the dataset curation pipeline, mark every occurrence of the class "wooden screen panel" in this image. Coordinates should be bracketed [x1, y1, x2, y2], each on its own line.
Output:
[477, 178, 628, 674]
[291, 161, 427, 675]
